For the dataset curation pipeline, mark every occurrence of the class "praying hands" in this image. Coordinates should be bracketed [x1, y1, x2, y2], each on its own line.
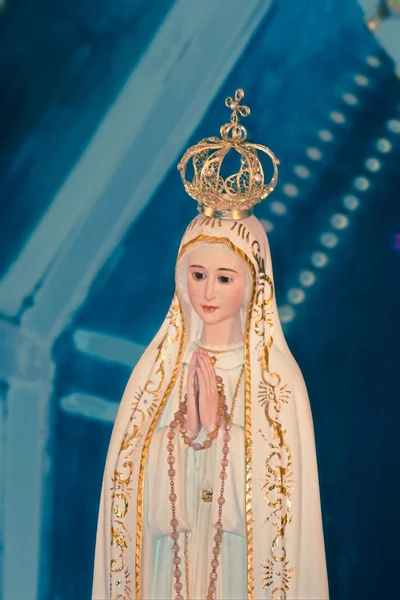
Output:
[186, 348, 222, 435]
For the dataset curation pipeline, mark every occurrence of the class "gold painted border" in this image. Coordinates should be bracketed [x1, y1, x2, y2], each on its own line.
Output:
[134, 234, 257, 599]
[135, 301, 186, 598]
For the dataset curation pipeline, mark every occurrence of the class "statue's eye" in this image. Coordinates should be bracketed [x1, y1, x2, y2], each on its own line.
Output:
[218, 275, 232, 284]
[192, 271, 205, 280]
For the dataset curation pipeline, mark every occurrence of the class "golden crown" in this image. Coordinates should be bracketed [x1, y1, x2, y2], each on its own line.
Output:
[177, 88, 279, 220]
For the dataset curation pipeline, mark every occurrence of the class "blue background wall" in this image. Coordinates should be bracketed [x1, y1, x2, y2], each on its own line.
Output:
[0, 1, 399, 599]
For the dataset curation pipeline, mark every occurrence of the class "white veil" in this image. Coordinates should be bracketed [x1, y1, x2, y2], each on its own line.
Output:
[92, 213, 329, 600]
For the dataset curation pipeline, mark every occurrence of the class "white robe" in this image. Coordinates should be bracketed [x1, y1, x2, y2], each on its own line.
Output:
[92, 214, 330, 600]
[142, 341, 247, 599]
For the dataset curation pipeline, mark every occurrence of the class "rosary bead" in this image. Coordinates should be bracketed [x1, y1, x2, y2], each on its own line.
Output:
[168, 468, 176, 477]
[192, 442, 202, 451]
[170, 518, 179, 528]
[222, 445, 229, 455]
[169, 493, 177, 502]
[171, 531, 179, 541]
[171, 543, 180, 552]
[203, 440, 212, 449]
[167, 455, 175, 465]
[173, 555, 181, 565]
[167, 443, 174, 452]
[223, 433, 230, 443]
[167, 430, 176, 440]
[211, 558, 219, 568]
[214, 532, 222, 542]
[219, 471, 227, 480]
[221, 458, 228, 467]
[174, 582, 183, 592]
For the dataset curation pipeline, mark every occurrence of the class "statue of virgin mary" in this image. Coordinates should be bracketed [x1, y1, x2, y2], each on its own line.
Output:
[92, 90, 330, 600]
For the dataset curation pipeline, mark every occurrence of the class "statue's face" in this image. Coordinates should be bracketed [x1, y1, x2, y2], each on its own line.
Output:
[187, 243, 247, 325]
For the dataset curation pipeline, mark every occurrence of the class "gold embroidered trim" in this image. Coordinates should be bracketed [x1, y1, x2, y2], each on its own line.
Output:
[184, 531, 191, 600]
[135, 301, 186, 598]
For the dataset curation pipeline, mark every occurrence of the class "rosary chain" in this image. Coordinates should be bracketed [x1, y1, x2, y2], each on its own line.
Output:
[175, 353, 244, 599]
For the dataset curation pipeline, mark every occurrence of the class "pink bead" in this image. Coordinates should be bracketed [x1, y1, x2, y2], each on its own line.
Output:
[203, 440, 212, 449]
[168, 468, 176, 477]
[221, 458, 228, 467]
[180, 427, 187, 434]
[174, 568, 182, 578]
[173, 556, 181, 565]
[217, 497, 225, 505]
[171, 531, 179, 540]
[167, 430, 175, 440]
[223, 433, 230, 443]
[222, 445, 229, 455]
[169, 493, 177, 502]
[174, 582, 183, 592]
[210, 572, 218, 581]
[192, 442, 202, 451]
[223, 422, 231, 431]
[219, 471, 227, 480]
[172, 543, 180, 552]
[178, 415, 186, 425]
[214, 520, 222, 530]
[208, 430, 218, 440]
[216, 417, 223, 427]
[170, 518, 179, 528]
[214, 533, 222, 543]
[208, 584, 216, 594]
[211, 558, 219, 568]
[167, 442, 174, 452]
[213, 545, 221, 555]
[179, 402, 186, 411]
[171, 420, 179, 429]
[167, 455, 175, 465]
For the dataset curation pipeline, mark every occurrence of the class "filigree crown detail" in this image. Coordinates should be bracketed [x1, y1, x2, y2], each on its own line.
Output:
[177, 89, 280, 219]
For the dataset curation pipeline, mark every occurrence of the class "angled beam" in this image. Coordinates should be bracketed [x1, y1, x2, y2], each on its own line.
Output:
[0, 0, 272, 341]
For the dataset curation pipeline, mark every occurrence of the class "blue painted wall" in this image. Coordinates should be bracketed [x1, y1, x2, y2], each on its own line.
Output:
[1, 1, 399, 599]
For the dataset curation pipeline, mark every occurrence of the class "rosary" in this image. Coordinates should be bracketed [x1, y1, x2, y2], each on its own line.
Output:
[166, 358, 244, 600]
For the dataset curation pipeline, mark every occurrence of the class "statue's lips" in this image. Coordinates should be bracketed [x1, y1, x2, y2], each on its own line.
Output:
[201, 305, 218, 312]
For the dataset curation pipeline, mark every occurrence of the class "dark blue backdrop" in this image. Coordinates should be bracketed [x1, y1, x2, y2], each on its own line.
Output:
[0, 1, 399, 600]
